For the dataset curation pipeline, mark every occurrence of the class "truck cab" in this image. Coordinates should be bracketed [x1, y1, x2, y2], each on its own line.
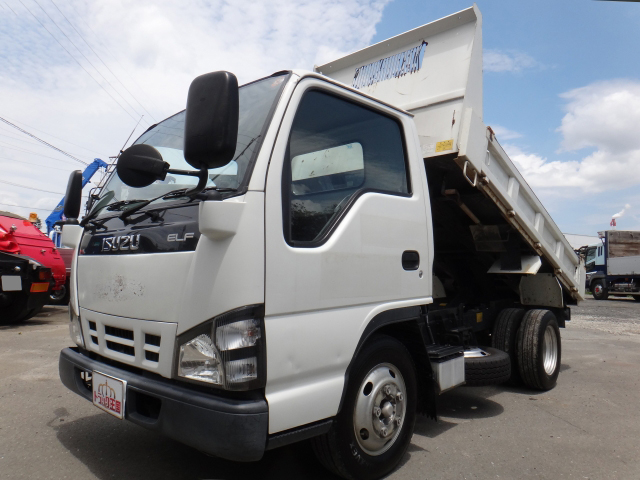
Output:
[59, 6, 585, 479]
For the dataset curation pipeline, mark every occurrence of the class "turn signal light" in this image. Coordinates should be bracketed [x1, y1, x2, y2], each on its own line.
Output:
[38, 269, 52, 281]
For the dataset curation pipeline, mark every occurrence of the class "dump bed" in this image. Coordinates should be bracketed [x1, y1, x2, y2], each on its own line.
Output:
[316, 5, 585, 301]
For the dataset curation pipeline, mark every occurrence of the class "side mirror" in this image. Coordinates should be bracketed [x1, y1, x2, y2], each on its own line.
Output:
[116, 144, 170, 188]
[184, 71, 239, 170]
[63, 170, 83, 220]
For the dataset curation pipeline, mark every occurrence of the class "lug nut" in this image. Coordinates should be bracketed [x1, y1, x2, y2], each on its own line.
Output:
[384, 385, 392, 396]
[396, 392, 404, 402]
[373, 407, 381, 417]
[380, 427, 388, 437]
[396, 417, 402, 425]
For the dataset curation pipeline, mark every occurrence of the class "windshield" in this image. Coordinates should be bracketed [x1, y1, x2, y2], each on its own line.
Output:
[92, 74, 288, 216]
[585, 246, 597, 265]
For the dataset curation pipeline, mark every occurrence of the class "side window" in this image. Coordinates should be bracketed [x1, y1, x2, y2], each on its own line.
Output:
[284, 90, 410, 245]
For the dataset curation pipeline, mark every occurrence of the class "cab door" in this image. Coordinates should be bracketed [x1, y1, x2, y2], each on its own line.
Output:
[263, 77, 432, 434]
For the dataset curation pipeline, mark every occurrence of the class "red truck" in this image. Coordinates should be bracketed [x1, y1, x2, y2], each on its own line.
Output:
[0, 211, 66, 323]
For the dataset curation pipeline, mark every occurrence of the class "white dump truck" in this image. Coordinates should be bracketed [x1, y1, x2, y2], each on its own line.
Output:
[58, 6, 585, 479]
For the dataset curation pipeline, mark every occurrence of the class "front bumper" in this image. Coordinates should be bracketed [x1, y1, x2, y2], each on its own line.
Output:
[59, 347, 269, 461]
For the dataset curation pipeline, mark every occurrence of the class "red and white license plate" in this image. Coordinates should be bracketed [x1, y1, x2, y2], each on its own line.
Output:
[92, 371, 126, 420]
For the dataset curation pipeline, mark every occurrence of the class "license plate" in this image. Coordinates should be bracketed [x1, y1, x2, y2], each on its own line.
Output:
[1, 275, 22, 292]
[92, 371, 126, 420]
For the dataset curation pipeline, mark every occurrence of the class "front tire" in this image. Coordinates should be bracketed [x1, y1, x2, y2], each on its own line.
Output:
[311, 335, 417, 480]
[591, 280, 608, 300]
[517, 309, 561, 391]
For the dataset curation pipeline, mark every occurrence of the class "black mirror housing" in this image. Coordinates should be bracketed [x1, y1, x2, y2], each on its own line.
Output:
[117, 144, 170, 188]
[63, 170, 83, 220]
[184, 71, 239, 170]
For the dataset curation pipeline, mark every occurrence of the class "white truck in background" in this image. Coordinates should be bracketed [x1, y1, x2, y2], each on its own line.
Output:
[58, 6, 584, 479]
[584, 230, 640, 301]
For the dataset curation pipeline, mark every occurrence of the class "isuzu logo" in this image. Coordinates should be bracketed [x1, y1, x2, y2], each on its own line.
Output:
[102, 234, 140, 252]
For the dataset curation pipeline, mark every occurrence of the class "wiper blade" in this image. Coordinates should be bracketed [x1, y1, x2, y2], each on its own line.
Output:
[105, 199, 147, 211]
[119, 189, 190, 221]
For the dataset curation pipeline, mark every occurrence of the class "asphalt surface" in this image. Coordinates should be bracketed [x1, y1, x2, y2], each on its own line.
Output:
[1, 298, 639, 479]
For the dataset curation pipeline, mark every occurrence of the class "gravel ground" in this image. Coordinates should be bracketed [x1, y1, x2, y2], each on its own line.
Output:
[570, 296, 640, 335]
[1, 299, 639, 479]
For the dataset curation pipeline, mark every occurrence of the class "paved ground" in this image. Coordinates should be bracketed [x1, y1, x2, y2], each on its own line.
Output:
[1, 298, 639, 479]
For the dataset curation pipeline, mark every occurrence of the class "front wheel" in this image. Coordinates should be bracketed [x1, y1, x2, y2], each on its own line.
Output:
[312, 335, 417, 480]
[591, 280, 608, 300]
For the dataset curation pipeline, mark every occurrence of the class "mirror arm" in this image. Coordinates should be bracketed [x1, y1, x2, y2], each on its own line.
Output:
[166, 168, 203, 177]
[185, 168, 209, 199]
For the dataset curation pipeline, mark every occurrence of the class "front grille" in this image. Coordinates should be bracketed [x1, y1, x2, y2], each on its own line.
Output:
[81, 311, 176, 377]
[106, 340, 135, 356]
[105, 325, 135, 357]
[143, 333, 161, 364]
[105, 326, 134, 340]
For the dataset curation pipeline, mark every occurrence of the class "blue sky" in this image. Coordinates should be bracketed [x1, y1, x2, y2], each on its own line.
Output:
[1, 0, 639, 235]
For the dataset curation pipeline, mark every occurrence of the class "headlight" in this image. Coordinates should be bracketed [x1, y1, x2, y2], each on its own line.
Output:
[176, 305, 265, 390]
[178, 333, 223, 385]
[69, 308, 84, 348]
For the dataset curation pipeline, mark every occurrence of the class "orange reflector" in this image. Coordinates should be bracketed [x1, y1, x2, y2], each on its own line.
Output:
[30, 282, 49, 293]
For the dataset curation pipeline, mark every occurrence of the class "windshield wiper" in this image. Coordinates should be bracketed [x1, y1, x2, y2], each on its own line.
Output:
[119, 169, 209, 221]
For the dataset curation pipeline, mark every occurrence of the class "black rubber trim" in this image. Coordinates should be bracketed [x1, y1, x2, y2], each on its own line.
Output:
[59, 347, 268, 461]
[265, 419, 333, 451]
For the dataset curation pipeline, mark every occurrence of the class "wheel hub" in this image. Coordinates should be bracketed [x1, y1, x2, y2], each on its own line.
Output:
[594, 284, 603, 295]
[542, 325, 558, 375]
[353, 363, 406, 456]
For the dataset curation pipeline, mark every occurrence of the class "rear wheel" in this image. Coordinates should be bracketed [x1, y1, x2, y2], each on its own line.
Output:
[591, 280, 608, 300]
[491, 308, 526, 385]
[0, 292, 31, 325]
[517, 309, 561, 391]
[311, 335, 417, 480]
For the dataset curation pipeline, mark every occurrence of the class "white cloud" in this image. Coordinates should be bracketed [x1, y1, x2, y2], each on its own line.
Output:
[491, 125, 522, 141]
[484, 49, 540, 73]
[0, 0, 390, 220]
[505, 79, 640, 194]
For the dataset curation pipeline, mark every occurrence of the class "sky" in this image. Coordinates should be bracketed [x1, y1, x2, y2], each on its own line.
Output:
[0, 0, 639, 235]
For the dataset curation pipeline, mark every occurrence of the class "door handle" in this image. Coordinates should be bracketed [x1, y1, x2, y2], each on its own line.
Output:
[402, 251, 420, 271]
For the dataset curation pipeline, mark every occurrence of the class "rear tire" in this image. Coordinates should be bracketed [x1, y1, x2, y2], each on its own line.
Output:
[517, 309, 561, 391]
[311, 335, 417, 480]
[492, 308, 526, 385]
[632, 296, 640, 302]
[591, 280, 608, 300]
[464, 347, 511, 386]
[0, 293, 31, 325]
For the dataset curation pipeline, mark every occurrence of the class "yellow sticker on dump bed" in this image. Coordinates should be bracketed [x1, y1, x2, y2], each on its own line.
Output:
[436, 139, 454, 152]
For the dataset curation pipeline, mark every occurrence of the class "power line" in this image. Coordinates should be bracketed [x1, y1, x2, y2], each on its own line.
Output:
[0, 140, 80, 165]
[0, 115, 87, 165]
[71, 9, 164, 117]
[29, 0, 150, 125]
[0, 202, 52, 213]
[16, 0, 141, 125]
[0, 156, 71, 171]
[0, 178, 64, 195]
[48, 0, 157, 122]
[0, 115, 103, 156]
[0, 129, 88, 158]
